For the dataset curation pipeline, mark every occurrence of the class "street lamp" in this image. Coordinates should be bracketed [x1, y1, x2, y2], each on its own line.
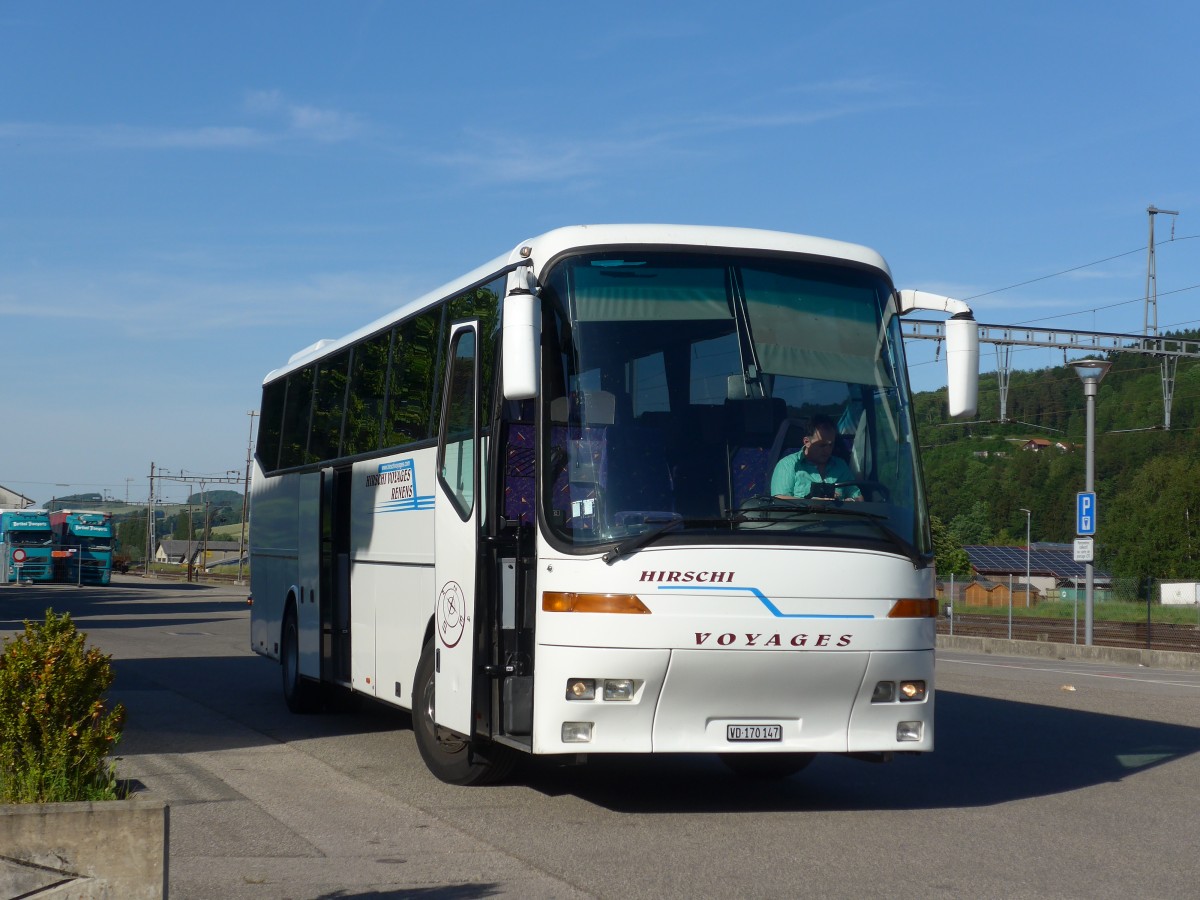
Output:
[1019, 508, 1031, 609]
[1073, 358, 1112, 646]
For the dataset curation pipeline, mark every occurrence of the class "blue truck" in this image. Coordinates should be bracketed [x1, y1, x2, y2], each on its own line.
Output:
[50, 510, 115, 585]
[0, 508, 56, 583]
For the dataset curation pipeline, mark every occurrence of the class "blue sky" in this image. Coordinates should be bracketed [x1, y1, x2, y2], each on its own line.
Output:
[3, 1, 1199, 504]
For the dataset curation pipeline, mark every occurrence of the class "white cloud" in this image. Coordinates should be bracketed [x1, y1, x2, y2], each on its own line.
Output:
[429, 85, 915, 186]
[0, 268, 416, 338]
[0, 90, 363, 152]
[244, 88, 364, 143]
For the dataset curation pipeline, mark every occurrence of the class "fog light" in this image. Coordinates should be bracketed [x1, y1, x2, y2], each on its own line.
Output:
[603, 679, 635, 701]
[566, 678, 595, 700]
[562, 722, 594, 743]
[871, 681, 895, 703]
[898, 680, 926, 702]
[897, 721, 923, 742]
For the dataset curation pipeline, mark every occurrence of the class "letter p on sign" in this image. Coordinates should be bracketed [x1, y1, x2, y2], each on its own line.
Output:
[1076, 492, 1096, 536]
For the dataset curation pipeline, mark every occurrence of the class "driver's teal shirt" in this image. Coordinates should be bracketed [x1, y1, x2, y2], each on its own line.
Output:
[769, 452, 861, 499]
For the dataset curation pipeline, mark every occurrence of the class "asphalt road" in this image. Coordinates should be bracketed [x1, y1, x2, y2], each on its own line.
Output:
[2, 577, 1198, 899]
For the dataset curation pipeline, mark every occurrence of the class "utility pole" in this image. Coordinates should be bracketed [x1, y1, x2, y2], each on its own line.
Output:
[1144, 204, 1179, 337]
[238, 411, 258, 586]
[156, 469, 243, 581]
[146, 462, 155, 574]
[1145, 204, 1180, 429]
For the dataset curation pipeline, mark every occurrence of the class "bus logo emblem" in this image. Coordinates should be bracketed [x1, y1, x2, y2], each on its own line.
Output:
[436, 580, 467, 648]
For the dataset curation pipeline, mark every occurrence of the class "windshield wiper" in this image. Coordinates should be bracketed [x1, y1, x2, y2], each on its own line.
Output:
[602, 513, 746, 564]
[742, 501, 918, 560]
[742, 499, 888, 522]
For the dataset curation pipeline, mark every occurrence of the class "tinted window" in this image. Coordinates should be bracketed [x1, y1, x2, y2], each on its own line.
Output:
[447, 276, 502, 429]
[310, 350, 351, 463]
[278, 366, 314, 469]
[384, 310, 441, 448]
[438, 328, 477, 519]
[257, 378, 286, 471]
[343, 331, 390, 456]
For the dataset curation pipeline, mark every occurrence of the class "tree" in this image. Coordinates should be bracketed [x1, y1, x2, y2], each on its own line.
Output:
[948, 500, 992, 546]
[114, 515, 147, 563]
[931, 516, 971, 579]
[1103, 454, 1200, 581]
[172, 511, 194, 541]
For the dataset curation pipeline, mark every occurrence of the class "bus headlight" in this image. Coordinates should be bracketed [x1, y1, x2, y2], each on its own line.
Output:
[603, 679, 635, 701]
[871, 681, 895, 703]
[898, 680, 926, 702]
[566, 679, 596, 700]
[897, 721, 923, 742]
[872, 680, 926, 703]
[562, 722, 593, 743]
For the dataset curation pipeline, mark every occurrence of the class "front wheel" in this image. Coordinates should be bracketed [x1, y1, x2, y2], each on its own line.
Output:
[411, 639, 515, 785]
[720, 752, 815, 779]
[281, 608, 320, 713]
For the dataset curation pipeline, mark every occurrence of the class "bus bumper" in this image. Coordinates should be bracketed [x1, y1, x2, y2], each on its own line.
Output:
[530, 645, 934, 755]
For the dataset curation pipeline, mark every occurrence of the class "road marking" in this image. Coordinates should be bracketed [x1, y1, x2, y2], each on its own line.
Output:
[939, 656, 1200, 689]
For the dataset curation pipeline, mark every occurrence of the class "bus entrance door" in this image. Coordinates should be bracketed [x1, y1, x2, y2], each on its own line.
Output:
[320, 466, 353, 685]
[433, 322, 481, 737]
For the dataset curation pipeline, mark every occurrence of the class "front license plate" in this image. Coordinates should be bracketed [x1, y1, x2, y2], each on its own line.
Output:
[726, 724, 782, 742]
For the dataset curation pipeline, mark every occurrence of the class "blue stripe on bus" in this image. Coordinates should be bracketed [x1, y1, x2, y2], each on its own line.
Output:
[375, 495, 436, 513]
[655, 585, 875, 618]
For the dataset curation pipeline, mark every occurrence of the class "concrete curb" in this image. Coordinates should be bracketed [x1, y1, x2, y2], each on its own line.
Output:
[938, 634, 1200, 672]
[0, 798, 168, 899]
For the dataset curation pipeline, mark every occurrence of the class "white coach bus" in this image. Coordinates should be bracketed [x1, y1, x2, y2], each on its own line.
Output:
[249, 225, 978, 784]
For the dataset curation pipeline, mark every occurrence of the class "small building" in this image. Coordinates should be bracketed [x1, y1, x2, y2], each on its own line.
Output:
[963, 544, 1112, 602]
[1020, 438, 1072, 453]
[154, 540, 191, 564]
[155, 540, 243, 567]
[192, 541, 243, 568]
[936, 580, 969, 604]
[962, 578, 1040, 608]
[0, 485, 35, 509]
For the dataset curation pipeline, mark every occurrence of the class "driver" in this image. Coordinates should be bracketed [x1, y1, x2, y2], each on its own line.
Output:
[770, 415, 861, 501]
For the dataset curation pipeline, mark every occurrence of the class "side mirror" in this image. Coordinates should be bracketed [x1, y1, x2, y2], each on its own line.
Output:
[897, 290, 979, 419]
[502, 267, 539, 400]
[944, 314, 979, 418]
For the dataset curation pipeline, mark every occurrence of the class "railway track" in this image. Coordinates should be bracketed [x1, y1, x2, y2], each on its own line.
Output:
[938, 614, 1200, 653]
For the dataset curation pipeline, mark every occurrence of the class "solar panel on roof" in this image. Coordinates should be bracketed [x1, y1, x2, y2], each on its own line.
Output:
[962, 545, 1105, 579]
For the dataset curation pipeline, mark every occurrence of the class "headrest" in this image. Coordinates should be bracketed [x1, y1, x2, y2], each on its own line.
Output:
[550, 390, 616, 425]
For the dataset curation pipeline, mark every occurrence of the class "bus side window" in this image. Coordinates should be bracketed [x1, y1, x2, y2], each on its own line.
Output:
[278, 366, 314, 470]
[439, 329, 478, 519]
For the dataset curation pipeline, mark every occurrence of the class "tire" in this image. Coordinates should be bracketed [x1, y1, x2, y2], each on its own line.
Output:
[719, 752, 815, 779]
[411, 639, 515, 785]
[281, 608, 320, 714]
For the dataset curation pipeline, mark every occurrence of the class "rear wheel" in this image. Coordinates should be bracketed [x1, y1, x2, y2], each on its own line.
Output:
[281, 608, 320, 713]
[412, 639, 514, 785]
[719, 752, 815, 779]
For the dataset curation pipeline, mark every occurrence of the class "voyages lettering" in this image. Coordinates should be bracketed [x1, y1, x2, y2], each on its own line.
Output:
[694, 631, 854, 649]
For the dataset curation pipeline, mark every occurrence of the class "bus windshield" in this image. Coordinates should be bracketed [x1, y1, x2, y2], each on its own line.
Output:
[539, 250, 929, 559]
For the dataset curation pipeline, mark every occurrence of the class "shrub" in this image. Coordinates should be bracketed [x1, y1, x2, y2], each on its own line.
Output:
[0, 609, 125, 803]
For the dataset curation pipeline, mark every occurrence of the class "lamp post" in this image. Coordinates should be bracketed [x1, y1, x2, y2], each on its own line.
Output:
[1073, 358, 1112, 646]
[1019, 508, 1031, 608]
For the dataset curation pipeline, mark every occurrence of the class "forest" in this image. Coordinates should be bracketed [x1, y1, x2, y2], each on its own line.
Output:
[914, 335, 1200, 583]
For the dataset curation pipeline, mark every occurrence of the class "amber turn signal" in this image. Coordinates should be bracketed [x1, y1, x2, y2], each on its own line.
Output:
[542, 592, 651, 614]
[887, 598, 937, 618]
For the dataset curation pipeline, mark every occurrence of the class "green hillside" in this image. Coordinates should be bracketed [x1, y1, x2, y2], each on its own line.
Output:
[915, 337, 1200, 583]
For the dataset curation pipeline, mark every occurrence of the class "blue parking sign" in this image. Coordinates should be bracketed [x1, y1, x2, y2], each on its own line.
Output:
[1077, 492, 1096, 535]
